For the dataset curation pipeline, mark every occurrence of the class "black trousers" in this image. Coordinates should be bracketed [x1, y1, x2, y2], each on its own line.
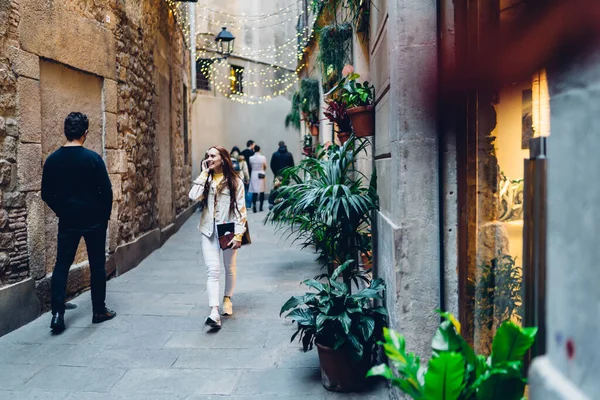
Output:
[252, 192, 265, 210]
[51, 222, 108, 315]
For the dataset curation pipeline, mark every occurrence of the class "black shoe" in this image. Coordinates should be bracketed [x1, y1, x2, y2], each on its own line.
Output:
[253, 206, 257, 213]
[92, 307, 117, 324]
[50, 313, 65, 333]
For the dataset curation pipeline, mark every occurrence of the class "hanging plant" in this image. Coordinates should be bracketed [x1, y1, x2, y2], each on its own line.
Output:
[285, 91, 302, 130]
[318, 23, 353, 92]
[285, 79, 321, 131]
[345, 0, 371, 38]
[299, 78, 321, 119]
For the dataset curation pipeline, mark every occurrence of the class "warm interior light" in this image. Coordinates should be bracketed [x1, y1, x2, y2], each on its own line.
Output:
[532, 69, 551, 137]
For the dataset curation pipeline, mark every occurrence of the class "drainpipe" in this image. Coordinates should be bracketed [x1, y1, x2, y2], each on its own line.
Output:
[436, 0, 447, 320]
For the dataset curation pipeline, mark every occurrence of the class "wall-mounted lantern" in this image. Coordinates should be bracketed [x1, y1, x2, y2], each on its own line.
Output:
[215, 27, 235, 59]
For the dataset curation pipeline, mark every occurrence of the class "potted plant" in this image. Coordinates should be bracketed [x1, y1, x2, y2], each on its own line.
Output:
[266, 135, 378, 274]
[303, 109, 320, 136]
[323, 100, 353, 144]
[368, 310, 537, 400]
[340, 73, 375, 137]
[281, 261, 388, 392]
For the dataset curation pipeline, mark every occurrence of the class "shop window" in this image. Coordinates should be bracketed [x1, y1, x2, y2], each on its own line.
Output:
[230, 65, 244, 95]
[460, 71, 550, 355]
[196, 59, 213, 91]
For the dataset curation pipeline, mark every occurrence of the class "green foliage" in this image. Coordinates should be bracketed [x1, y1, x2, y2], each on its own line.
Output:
[265, 134, 378, 274]
[344, 0, 371, 37]
[323, 100, 352, 133]
[285, 91, 302, 130]
[299, 78, 321, 126]
[368, 311, 537, 400]
[280, 261, 388, 358]
[285, 78, 322, 130]
[318, 23, 353, 91]
[311, 0, 370, 37]
[469, 255, 524, 335]
[327, 72, 375, 108]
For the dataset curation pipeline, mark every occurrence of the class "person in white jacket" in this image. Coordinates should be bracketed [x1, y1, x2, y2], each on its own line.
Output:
[188, 146, 247, 329]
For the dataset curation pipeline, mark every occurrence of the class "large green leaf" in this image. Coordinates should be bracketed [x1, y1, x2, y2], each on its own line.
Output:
[338, 311, 352, 334]
[380, 328, 425, 394]
[423, 352, 465, 400]
[358, 316, 375, 342]
[367, 363, 394, 380]
[475, 365, 526, 400]
[351, 288, 384, 301]
[316, 313, 329, 332]
[286, 308, 315, 326]
[347, 332, 364, 357]
[491, 322, 537, 365]
[280, 296, 304, 316]
[302, 279, 327, 293]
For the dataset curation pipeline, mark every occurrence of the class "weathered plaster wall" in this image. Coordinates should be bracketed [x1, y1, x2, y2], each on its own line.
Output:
[529, 46, 600, 400]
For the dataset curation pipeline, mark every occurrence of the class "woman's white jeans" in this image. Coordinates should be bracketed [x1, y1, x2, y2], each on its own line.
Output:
[201, 229, 237, 307]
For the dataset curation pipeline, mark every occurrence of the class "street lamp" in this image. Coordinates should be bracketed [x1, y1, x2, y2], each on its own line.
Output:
[215, 27, 235, 59]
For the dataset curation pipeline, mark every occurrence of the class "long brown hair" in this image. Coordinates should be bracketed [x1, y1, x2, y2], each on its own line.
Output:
[200, 146, 241, 218]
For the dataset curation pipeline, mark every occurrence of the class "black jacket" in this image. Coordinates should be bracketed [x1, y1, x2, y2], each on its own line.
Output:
[270, 146, 295, 177]
[41, 146, 113, 228]
[241, 148, 255, 175]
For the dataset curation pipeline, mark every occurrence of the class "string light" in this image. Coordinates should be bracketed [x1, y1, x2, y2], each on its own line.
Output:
[164, 0, 194, 51]
[190, 1, 322, 105]
[196, 8, 305, 31]
[196, 31, 305, 59]
[196, 1, 301, 21]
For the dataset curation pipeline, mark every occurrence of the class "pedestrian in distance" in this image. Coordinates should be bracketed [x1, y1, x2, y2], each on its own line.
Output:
[248, 145, 268, 213]
[270, 140, 295, 178]
[230, 146, 250, 186]
[240, 140, 255, 208]
[189, 146, 247, 330]
[41, 112, 116, 334]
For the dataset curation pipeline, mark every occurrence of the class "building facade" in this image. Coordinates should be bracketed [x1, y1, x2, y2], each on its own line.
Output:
[190, 0, 302, 184]
[0, 0, 194, 336]
[300, 0, 595, 398]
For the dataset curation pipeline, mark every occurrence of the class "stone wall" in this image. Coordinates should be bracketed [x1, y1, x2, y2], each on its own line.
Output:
[0, 0, 193, 335]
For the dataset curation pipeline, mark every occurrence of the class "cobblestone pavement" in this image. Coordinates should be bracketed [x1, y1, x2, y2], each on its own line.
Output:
[0, 211, 387, 399]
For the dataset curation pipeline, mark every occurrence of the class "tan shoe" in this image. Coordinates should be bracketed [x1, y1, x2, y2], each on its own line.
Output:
[221, 297, 233, 316]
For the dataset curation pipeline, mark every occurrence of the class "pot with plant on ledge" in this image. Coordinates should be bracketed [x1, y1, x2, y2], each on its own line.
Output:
[329, 66, 375, 138]
[280, 261, 388, 392]
[304, 110, 320, 137]
[323, 100, 353, 145]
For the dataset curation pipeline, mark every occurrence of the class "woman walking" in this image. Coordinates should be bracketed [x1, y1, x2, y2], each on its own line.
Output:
[189, 146, 247, 329]
[248, 145, 267, 213]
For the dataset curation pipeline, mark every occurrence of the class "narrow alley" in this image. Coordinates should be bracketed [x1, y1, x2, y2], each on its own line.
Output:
[0, 212, 385, 399]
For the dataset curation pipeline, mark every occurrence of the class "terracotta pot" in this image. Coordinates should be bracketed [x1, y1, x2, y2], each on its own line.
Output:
[316, 342, 371, 392]
[347, 105, 375, 137]
[337, 131, 351, 144]
[310, 125, 319, 136]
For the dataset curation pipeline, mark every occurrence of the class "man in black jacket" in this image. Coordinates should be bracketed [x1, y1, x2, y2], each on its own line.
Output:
[270, 141, 295, 177]
[41, 112, 116, 333]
